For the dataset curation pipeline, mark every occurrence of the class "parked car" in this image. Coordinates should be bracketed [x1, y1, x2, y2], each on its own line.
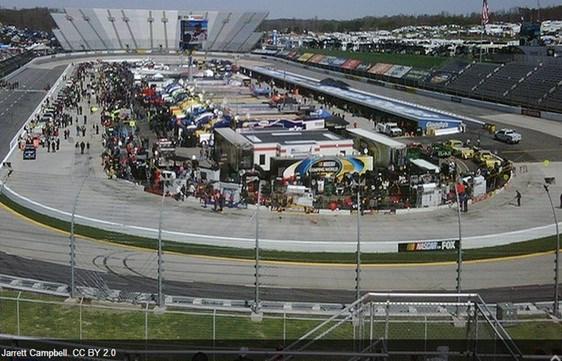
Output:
[495, 129, 521, 144]
[376, 122, 403, 137]
[444, 139, 474, 159]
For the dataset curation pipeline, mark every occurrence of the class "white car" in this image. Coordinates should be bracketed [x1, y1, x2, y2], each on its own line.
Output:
[495, 129, 522, 144]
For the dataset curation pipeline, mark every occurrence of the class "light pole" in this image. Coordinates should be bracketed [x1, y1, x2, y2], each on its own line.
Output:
[544, 184, 560, 317]
[454, 180, 463, 295]
[254, 179, 262, 313]
[355, 188, 361, 301]
[70, 177, 88, 299]
[157, 180, 168, 308]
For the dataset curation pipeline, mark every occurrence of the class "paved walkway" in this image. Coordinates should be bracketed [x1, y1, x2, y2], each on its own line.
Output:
[2, 64, 562, 252]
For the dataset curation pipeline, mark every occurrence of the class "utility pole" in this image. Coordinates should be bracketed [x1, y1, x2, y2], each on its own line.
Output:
[544, 184, 560, 317]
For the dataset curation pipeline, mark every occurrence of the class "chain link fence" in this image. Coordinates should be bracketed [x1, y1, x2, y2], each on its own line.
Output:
[1, 291, 561, 359]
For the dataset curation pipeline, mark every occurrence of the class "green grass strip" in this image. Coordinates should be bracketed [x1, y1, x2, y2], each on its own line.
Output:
[299, 48, 449, 69]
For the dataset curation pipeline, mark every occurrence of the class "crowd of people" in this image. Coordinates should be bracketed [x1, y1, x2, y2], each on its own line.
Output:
[17, 63, 95, 155]
[26, 60, 511, 216]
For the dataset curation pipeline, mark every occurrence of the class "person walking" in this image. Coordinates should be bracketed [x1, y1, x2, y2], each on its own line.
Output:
[516, 190, 522, 207]
[80, 141, 85, 154]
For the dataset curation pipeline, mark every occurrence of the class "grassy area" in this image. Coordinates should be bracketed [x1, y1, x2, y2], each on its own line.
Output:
[0, 193, 557, 264]
[0, 290, 560, 341]
[300, 48, 449, 69]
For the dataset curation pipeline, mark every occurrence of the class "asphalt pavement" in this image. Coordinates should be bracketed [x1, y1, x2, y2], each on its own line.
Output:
[0, 65, 67, 161]
[0, 204, 557, 302]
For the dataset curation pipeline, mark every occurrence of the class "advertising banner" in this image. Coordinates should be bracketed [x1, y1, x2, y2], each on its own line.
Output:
[331, 57, 347, 67]
[368, 63, 393, 75]
[283, 156, 373, 179]
[297, 53, 315, 62]
[385, 65, 413, 79]
[308, 54, 326, 64]
[356, 63, 372, 73]
[341, 59, 362, 70]
[398, 240, 459, 252]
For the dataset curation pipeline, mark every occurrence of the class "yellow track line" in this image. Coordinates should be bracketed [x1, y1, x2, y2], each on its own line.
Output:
[0, 202, 554, 269]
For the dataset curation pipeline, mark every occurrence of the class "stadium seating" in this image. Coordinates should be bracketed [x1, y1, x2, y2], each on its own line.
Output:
[474, 63, 536, 99]
[445, 63, 498, 94]
[508, 65, 562, 109]
[438, 60, 470, 76]
[539, 85, 562, 112]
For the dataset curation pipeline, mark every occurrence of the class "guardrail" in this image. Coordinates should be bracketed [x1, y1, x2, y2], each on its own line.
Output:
[0, 273, 559, 317]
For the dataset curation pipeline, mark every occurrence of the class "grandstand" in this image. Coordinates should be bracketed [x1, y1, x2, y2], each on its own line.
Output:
[474, 63, 536, 99]
[508, 64, 562, 105]
[445, 62, 497, 93]
[50, 8, 267, 52]
[541, 84, 562, 110]
[258, 47, 562, 113]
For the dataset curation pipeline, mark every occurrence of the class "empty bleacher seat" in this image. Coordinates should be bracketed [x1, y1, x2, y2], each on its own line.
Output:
[508, 65, 562, 109]
[474, 63, 535, 100]
[445, 63, 497, 94]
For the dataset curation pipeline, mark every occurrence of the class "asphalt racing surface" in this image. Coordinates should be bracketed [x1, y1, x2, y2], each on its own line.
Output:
[0, 55, 560, 303]
[0, 65, 67, 161]
[0, 198, 557, 303]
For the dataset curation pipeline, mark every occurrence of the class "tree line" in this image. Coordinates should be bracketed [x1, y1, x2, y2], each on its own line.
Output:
[0, 7, 55, 33]
[259, 5, 562, 33]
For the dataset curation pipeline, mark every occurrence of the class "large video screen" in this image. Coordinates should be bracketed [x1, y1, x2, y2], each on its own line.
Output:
[180, 18, 208, 49]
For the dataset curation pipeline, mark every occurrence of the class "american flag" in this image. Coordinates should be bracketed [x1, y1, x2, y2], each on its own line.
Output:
[482, 0, 490, 25]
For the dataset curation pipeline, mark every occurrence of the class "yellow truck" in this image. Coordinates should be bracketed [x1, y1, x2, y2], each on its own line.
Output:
[444, 139, 474, 159]
[474, 150, 502, 169]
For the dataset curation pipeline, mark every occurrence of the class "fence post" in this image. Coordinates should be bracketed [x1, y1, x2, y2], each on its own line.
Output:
[424, 315, 428, 352]
[384, 300, 390, 341]
[145, 303, 149, 340]
[16, 291, 21, 336]
[79, 297, 83, 340]
[283, 312, 286, 342]
[369, 302, 374, 342]
[212, 308, 217, 351]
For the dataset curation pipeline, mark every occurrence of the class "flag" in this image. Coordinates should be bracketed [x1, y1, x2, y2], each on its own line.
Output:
[482, 0, 490, 25]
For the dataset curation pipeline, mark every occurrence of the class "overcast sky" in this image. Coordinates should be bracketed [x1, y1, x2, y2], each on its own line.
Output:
[1, 0, 560, 19]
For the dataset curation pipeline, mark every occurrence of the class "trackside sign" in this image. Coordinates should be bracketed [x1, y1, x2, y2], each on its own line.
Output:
[398, 240, 459, 252]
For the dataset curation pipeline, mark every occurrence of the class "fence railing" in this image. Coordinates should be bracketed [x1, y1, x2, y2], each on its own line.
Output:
[0, 291, 560, 360]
